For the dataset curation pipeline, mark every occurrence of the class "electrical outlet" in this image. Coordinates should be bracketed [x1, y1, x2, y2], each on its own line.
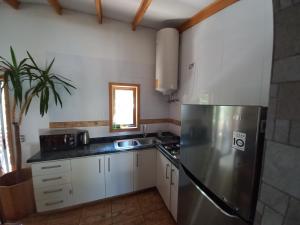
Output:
[20, 135, 25, 143]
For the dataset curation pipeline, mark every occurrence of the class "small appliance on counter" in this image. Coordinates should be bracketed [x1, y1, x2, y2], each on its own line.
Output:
[81, 130, 90, 145]
[39, 129, 89, 152]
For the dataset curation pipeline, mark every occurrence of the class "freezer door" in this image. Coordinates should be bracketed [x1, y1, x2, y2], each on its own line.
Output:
[180, 105, 266, 220]
[178, 166, 249, 225]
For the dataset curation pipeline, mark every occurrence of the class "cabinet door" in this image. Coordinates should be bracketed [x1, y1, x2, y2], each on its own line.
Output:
[156, 151, 171, 209]
[71, 156, 105, 205]
[133, 149, 156, 191]
[105, 152, 134, 197]
[170, 165, 179, 221]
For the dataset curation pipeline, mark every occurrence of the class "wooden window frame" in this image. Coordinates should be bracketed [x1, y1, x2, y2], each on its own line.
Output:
[109, 82, 140, 133]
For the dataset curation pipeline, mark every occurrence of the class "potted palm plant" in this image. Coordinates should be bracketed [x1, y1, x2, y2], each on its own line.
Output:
[0, 47, 76, 221]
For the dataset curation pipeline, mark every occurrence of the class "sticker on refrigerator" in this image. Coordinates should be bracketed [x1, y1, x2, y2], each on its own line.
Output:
[232, 131, 246, 151]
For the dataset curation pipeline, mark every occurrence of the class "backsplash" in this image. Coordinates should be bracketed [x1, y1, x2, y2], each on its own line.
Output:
[255, 1, 300, 225]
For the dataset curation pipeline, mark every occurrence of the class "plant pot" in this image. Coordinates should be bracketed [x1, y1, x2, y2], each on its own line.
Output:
[0, 168, 36, 222]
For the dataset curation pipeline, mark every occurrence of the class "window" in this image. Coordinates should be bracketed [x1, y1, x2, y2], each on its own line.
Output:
[0, 75, 14, 173]
[109, 83, 140, 132]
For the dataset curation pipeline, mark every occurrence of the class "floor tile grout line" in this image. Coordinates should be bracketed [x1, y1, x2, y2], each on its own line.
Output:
[77, 207, 83, 225]
[19, 189, 176, 225]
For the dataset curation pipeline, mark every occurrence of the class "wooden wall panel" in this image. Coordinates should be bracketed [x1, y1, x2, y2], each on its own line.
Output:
[49, 120, 109, 128]
[49, 118, 181, 128]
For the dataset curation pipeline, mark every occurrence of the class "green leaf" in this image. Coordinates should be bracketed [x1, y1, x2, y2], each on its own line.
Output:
[10, 46, 17, 68]
[18, 58, 28, 70]
[40, 90, 45, 116]
[63, 86, 72, 95]
[0, 56, 14, 68]
[57, 94, 62, 108]
[45, 58, 55, 75]
[45, 87, 49, 113]
[26, 51, 39, 69]
[25, 95, 34, 115]
[1, 47, 76, 118]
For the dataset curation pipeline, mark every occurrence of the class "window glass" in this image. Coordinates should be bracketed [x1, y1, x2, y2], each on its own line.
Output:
[114, 89, 134, 125]
[0, 80, 12, 173]
[109, 83, 140, 132]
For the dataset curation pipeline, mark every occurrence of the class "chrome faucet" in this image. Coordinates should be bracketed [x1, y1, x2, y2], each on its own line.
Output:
[142, 124, 147, 138]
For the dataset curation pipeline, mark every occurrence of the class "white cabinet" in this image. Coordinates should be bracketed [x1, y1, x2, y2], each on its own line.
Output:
[31, 159, 73, 212]
[71, 155, 106, 205]
[156, 151, 171, 209]
[133, 149, 156, 191]
[156, 150, 179, 222]
[105, 152, 134, 197]
[179, 0, 273, 107]
[31, 148, 175, 213]
[170, 165, 179, 221]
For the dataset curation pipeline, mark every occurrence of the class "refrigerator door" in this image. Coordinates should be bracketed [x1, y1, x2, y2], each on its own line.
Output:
[178, 165, 249, 225]
[180, 105, 266, 220]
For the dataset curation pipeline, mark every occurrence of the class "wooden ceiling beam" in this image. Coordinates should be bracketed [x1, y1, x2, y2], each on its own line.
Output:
[178, 0, 238, 33]
[48, 0, 63, 15]
[3, 0, 20, 9]
[132, 0, 152, 31]
[95, 0, 103, 24]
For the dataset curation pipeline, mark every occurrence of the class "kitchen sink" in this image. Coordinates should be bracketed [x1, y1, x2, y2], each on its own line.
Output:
[114, 137, 157, 150]
[136, 137, 157, 145]
[114, 139, 140, 150]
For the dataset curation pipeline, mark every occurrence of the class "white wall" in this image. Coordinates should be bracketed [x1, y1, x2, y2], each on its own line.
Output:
[0, 0, 274, 161]
[169, 0, 274, 136]
[0, 3, 169, 163]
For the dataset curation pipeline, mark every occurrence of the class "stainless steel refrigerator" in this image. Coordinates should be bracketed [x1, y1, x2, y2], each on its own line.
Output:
[178, 105, 267, 225]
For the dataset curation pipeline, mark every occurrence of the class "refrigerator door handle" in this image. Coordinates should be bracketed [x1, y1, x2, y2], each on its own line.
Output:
[182, 166, 239, 219]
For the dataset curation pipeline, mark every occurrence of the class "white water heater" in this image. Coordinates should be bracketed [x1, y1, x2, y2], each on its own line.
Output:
[155, 28, 179, 95]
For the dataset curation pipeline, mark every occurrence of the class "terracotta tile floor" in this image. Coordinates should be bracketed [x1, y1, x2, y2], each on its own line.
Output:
[18, 189, 177, 225]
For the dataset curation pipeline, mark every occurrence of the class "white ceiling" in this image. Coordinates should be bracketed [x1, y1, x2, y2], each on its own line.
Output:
[20, 0, 215, 29]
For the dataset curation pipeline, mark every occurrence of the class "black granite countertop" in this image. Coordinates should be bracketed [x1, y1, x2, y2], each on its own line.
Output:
[27, 132, 180, 165]
[27, 142, 158, 163]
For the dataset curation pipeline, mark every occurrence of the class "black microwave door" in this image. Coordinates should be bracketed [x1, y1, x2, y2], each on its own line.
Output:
[40, 135, 72, 151]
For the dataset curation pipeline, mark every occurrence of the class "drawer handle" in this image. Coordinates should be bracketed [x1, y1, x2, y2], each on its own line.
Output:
[166, 164, 170, 179]
[41, 165, 62, 170]
[171, 169, 175, 185]
[42, 176, 62, 182]
[45, 200, 64, 206]
[99, 159, 101, 173]
[43, 188, 63, 194]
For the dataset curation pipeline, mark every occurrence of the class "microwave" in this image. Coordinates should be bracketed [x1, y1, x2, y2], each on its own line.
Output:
[39, 129, 86, 152]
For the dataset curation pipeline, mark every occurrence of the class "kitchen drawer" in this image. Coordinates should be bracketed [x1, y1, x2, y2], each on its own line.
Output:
[33, 172, 71, 188]
[36, 197, 70, 212]
[34, 183, 72, 201]
[32, 160, 71, 176]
